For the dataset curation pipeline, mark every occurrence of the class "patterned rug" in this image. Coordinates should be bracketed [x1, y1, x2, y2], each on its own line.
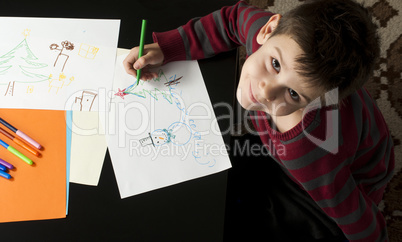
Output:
[240, 0, 402, 240]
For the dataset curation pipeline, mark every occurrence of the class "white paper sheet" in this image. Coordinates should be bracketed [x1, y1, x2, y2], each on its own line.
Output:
[106, 51, 232, 198]
[0, 17, 120, 111]
[68, 49, 128, 186]
[69, 111, 107, 186]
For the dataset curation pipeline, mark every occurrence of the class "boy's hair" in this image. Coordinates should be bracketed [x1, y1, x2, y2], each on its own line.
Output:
[270, 0, 380, 101]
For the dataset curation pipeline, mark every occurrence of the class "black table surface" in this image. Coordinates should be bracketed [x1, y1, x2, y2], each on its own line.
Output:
[0, 0, 239, 241]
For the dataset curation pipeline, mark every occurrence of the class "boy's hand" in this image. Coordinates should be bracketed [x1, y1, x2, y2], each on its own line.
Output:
[123, 43, 164, 80]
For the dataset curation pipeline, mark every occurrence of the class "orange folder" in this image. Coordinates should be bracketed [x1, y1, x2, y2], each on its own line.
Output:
[0, 109, 66, 223]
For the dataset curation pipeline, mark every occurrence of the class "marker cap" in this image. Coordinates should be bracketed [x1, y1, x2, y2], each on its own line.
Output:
[0, 158, 13, 169]
[14, 138, 40, 157]
[16, 130, 42, 150]
[7, 146, 33, 165]
[0, 170, 11, 179]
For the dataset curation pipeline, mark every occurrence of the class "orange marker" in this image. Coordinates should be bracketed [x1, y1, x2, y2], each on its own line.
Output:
[0, 126, 40, 157]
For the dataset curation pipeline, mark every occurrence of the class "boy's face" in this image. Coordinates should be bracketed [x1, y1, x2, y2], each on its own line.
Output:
[236, 17, 320, 117]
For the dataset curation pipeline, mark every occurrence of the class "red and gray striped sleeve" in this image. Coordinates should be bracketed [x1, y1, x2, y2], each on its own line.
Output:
[152, 1, 273, 64]
[269, 89, 394, 241]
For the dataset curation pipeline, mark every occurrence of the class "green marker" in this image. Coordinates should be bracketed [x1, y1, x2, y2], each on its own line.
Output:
[0, 139, 33, 165]
[136, 19, 147, 86]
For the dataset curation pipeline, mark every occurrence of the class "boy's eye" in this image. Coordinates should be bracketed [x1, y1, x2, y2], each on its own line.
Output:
[288, 88, 300, 101]
[272, 58, 281, 72]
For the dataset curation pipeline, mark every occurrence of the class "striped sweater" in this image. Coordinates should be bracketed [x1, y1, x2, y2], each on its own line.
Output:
[152, 1, 395, 241]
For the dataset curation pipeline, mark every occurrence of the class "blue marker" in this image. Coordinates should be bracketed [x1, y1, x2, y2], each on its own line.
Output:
[0, 170, 11, 179]
[0, 163, 6, 171]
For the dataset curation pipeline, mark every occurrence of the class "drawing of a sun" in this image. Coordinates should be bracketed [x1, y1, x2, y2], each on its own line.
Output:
[22, 29, 31, 38]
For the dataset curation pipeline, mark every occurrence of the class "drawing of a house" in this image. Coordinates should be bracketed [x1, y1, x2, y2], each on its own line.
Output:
[74, 90, 97, 111]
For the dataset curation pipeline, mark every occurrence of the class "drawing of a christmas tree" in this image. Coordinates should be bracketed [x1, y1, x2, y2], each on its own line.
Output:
[0, 29, 48, 84]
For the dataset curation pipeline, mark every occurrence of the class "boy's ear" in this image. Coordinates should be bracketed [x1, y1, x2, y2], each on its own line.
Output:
[257, 14, 282, 45]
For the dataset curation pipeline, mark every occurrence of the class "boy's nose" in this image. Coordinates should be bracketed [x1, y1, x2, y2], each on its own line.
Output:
[258, 80, 276, 102]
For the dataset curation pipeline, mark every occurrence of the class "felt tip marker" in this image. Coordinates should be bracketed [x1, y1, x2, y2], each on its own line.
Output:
[0, 170, 11, 179]
[136, 19, 147, 86]
[0, 139, 33, 165]
[0, 163, 6, 171]
[0, 117, 42, 150]
[124, 19, 147, 94]
[0, 126, 40, 156]
[0, 158, 14, 169]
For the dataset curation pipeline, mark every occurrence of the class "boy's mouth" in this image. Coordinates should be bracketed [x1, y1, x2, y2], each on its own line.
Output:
[249, 84, 261, 104]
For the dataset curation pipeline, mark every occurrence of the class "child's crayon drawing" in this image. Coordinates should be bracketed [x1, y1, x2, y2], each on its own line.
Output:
[48, 73, 75, 94]
[50, 40, 74, 72]
[0, 29, 48, 87]
[0, 17, 119, 111]
[108, 57, 231, 198]
[78, 43, 99, 59]
[26, 85, 34, 94]
[4, 81, 15, 96]
[114, 70, 181, 105]
[115, 88, 129, 99]
[119, 70, 216, 167]
[74, 90, 97, 111]
[164, 76, 182, 87]
[139, 121, 193, 147]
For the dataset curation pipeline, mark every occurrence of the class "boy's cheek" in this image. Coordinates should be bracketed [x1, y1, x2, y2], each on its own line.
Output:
[236, 85, 251, 110]
[236, 87, 244, 107]
[236, 86, 258, 111]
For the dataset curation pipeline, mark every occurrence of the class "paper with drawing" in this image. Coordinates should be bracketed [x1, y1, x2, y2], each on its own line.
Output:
[106, 52, 232, 198]
[0, 17, 119, 111]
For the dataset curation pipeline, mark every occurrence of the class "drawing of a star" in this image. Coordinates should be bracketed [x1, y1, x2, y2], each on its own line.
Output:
[115, 88, 128, 99]
[22, 29, 31, 38]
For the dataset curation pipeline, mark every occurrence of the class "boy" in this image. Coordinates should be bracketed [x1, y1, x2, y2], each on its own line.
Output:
[123, 0, 395, 241]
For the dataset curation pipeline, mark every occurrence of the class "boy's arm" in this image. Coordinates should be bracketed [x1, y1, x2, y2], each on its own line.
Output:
[153, 1, 273, 64]
[279, 97, 394, 242]
[284, 149, 391, 242]
[124, 1, 272, 78]
[299, 171, 389, 241]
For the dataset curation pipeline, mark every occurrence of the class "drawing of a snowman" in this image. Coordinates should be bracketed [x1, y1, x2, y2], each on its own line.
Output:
[139, 122, 193, 147]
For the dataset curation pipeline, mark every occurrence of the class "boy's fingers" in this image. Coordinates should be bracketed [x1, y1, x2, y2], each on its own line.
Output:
[125, 66, 137, 77]
[123, 52, 138, 76]
[123, 44, 163, 78]
[134, 55, 150, 70]
[141, 73, 154, 81]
